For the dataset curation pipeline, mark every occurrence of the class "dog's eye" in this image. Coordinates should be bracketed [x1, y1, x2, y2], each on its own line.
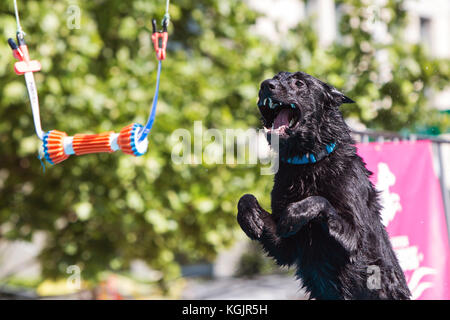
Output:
[295, 80, 305, 88]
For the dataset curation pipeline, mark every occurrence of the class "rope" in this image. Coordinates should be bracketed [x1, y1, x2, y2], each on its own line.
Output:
[13, 0, 22, 33]
[138, 60, 162, 142]
[13, 0, 25, 39]
[164, 0, 171, 24]
[37, 152, 46, 173]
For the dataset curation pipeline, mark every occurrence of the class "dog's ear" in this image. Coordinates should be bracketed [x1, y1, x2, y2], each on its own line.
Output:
[342, 95, 355, 104]
[328, 87, 355, 106]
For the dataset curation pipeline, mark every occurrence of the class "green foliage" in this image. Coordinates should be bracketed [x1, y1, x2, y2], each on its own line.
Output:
[0, 0, 448, 290]
[331, 0, 450, 131]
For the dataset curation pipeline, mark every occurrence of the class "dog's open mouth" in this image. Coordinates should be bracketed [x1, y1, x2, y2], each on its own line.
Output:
[258, 97, 301, 136]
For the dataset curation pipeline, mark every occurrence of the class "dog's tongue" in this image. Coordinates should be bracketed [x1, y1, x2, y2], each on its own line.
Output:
[273, 109, 292, 129]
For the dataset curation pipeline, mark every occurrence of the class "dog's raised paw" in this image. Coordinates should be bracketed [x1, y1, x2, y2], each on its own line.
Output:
[276, 211, 308, 238]
[237, 194, 267, 240]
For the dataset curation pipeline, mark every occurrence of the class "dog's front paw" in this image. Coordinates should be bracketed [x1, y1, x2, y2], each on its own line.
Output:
[276, 208, 308, 238]
[237, 194, 268, 240]
[277, 196, 327, 238]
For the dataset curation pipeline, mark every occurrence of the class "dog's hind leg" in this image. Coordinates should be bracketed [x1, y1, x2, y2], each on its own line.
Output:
[276, 196, 358, 253]
[237, 194, 300, 266]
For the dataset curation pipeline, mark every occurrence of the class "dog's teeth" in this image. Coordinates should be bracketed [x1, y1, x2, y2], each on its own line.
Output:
[272, 124, 274, 130]
[264, 98, 268, 106]
[291, 103, 296, 109]
[269, 98, 274, 109]
[289, 118, 295, 127]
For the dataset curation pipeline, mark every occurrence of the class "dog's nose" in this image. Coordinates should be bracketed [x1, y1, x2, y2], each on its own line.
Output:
[261, 79, 278, 93]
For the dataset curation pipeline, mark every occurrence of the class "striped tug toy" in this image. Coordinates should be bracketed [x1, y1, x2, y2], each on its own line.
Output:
[8, 0, 170, 165]
[42, 124, 148, 165]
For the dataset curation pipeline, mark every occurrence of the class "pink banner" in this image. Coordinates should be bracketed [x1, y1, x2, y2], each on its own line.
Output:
[357, 140, 450, 300]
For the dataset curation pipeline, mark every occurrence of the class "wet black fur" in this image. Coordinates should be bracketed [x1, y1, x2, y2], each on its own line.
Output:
[237, 71, 411, 300]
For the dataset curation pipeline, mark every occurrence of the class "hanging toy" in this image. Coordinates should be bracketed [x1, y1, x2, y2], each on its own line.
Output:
[7, 0, 170, 165]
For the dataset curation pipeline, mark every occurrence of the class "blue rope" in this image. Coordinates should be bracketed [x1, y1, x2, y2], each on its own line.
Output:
[37, 153, 46, 173]
[138, 60, 162, 142]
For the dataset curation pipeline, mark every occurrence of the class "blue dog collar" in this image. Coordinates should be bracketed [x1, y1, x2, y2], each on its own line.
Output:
[281, 142, 336, 165]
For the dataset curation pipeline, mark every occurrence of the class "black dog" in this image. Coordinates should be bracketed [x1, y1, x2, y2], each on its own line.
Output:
[237, 71, 411, 300]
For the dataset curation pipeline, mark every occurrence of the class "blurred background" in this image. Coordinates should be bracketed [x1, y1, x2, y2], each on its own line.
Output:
[0, 0, 449, 299]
